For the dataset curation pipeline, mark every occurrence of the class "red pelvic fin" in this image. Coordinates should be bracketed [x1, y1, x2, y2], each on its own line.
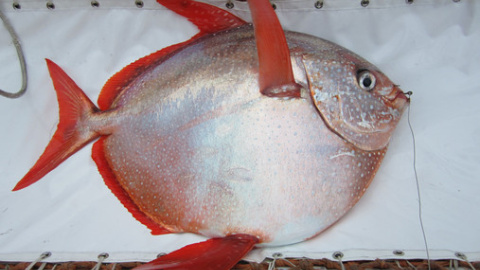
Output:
[247, 0, 302, 98]
[13, 59, 100, 191]
[134, 234, 258, 270]
[157, 0, 247, 36]
[91, 138, 171, 235]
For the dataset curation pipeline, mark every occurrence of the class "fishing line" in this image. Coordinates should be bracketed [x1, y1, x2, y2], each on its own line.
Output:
[406, 93, 431, 270]
[0, 8, 27, 99]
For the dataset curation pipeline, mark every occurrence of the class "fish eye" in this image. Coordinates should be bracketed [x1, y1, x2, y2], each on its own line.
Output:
[357, 70, 376, 91]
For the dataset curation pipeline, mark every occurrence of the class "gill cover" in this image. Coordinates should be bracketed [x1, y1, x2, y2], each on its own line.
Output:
[302, 56, 405, 151]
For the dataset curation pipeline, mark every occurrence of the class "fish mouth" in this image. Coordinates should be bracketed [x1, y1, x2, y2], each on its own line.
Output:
[384, 85, 410, 109]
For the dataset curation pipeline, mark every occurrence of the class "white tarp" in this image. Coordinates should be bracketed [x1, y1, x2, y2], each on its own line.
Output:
[1, 0, 479, 264]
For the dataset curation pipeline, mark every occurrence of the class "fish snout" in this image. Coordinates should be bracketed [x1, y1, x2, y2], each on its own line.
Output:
[385, 85, 410, 110]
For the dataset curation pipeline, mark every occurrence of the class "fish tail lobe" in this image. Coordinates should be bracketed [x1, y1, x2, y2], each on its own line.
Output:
[133, 234, 258, 270]
[13, 59, 101, 191]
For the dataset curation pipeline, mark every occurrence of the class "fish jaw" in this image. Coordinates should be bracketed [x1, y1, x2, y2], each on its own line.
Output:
[384, 85, 410, 111]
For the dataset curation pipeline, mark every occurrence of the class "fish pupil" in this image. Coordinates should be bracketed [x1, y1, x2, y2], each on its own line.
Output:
[357, 70, 376, 91]
[362, 77, 372, 88]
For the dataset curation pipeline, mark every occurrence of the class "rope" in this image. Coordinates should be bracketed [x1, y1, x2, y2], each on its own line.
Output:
[406, 92, 431, 270]
[0, 8, 27, 99]
[24, 252, 50, 270]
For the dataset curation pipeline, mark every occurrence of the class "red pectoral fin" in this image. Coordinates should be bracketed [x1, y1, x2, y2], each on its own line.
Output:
[157, 0, 247, 36]
[134, 234, 258, 270]
[247, 0, 302, 98]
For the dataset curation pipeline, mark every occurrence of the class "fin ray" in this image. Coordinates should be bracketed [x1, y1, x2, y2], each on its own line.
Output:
[99, 0, 247, 110]
[157, 0, 247, 36]
[134, 234, 258, 270]
[98, 40, 196, 110]
[13, 59, 99, 191]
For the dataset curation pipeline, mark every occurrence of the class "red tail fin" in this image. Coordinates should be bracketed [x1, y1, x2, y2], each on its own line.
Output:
[134, 234, 258, 270]
[13, 59, 100, 191]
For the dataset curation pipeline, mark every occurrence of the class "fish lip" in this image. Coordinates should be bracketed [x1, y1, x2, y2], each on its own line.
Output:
[384, 85, 410, 104]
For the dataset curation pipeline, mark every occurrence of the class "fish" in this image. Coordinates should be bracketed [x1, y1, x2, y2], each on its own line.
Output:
[13, 0, 409, 269]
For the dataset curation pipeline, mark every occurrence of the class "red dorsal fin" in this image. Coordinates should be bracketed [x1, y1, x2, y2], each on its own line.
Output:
[247, 0, 302, 98]
[92, 137, 171, 235]
[157, 0, 247, 36]
[13, 59, 100, 191]
[134, 234, 258, 270]
[98, 40, 194, 110]
[98, 0, 247, 110]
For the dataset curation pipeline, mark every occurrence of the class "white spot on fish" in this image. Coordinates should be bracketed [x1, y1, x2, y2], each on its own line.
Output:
[314, 88, 331, 102]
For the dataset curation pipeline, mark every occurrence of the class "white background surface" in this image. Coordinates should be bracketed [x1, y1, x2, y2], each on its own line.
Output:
[0, 0, 479, 263]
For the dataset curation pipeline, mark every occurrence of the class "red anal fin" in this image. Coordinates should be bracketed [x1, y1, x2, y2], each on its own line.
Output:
[134, 234, 258, 270]
[157, 0, 247, 36]
[13, 59, 100, 191]
[92, 138, 171, 235]
[247, 0, 302, 98]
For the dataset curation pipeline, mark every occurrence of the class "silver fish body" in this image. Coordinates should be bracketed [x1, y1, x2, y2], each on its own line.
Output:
[89, 24, 407, 246]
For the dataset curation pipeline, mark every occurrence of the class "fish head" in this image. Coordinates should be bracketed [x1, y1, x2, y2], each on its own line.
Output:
[302, 54, 409, 151]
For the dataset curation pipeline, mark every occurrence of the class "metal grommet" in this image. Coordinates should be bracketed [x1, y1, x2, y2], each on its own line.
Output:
[25, 252, 51, 270]
[333, 252, 345, 270]
[91, 0, 100, 7]
[226, 0, 234, 9]
[406, 0, 414, 4]
[393, 250, 405, 256]
[271, 2, 277, 10]
[333, 251, 344, 260]
[41, 252, 52, 259]
[360, 0, 369, 7]
[272, 252, 283, 258]
[46, 1, 55, 9]
[455, 252, 466, 260]
[98, 253, 109, 260]
[455, 252, 477, 270]
[12, 2, 21, 9]
[91, 253, 109, 270]
[156, 253, 167, 258]
[135, 0, 144, 8]
[314, 0, 323, 9]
